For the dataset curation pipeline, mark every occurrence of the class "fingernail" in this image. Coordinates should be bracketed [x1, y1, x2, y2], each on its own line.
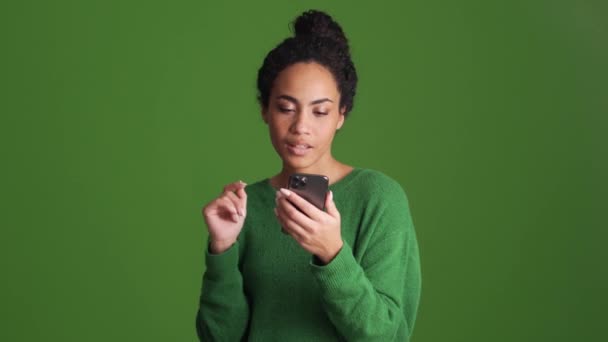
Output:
[276, 190, 282, 198]
[273, 207, 278, 216]
[239, 180, 247, 185]
[329, 190, 333, 201]
[279, 188, 291, 197]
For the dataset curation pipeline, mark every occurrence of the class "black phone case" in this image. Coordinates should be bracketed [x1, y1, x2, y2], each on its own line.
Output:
[287, 173, 329, 210]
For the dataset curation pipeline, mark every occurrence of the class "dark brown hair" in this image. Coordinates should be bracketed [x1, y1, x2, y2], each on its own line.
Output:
[256, 10, 358, 117]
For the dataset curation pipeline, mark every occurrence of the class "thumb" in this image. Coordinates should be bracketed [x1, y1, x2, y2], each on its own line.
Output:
[325, 190, 339, 218]
[236, 182, 248, 215]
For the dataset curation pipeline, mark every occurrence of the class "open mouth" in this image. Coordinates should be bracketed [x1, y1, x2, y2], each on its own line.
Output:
[286, 143, 311, 156]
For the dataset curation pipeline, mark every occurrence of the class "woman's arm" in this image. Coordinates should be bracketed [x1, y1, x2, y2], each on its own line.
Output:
[309, 187, 421, 341]
[196, 241, 250, 341]
[274, 175, 421, 340]
[196, 181, 250, 341]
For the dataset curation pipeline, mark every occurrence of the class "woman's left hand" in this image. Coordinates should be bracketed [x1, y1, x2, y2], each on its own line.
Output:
[275, 188, 343, 264]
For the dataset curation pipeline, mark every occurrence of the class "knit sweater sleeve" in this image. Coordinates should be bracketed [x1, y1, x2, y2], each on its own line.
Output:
[195, 240, 250, 341]
[309, 178, 421, 341]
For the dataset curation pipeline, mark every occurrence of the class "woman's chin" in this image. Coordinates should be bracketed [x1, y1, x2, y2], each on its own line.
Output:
[280, 155, 312, 170]
[277, 148, 329, 171]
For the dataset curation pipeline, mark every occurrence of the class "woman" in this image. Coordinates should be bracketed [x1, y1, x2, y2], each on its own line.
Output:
[196, 10, 421, 341]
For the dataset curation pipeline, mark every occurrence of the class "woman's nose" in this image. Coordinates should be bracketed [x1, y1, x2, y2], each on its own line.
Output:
[290, 112, 311, 134]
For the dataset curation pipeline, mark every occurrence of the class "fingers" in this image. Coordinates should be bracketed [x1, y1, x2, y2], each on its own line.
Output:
[275, 192, 315, 231]
[274, 206, 308, 240]
[324, 190, 340, 219]
[219, 197, 241, 222]
[222, 180, 247, 215]
[203, 180, 248, 222]
[223, 180, 247, 196]
[204, 196, 240, 222]
[236, 186, 247, 201]
[277, 188, 323, 220]
[224, 191, 246, 216]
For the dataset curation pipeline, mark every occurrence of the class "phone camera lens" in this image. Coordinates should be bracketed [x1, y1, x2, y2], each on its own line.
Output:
[291, 175, 307, 189]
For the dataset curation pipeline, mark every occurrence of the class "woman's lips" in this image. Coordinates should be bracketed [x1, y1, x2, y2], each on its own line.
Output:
[286, 143, 311, 156]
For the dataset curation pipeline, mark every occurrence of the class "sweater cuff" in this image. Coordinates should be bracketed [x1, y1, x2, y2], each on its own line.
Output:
[204, 241, 240, 280]
[309, 241, 359, 294]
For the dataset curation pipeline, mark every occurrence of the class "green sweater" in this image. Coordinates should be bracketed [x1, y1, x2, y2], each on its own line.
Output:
[196, 168, 421, 341]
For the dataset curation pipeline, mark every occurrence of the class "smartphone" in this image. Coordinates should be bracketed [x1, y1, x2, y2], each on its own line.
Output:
[287, 173, 329, 210]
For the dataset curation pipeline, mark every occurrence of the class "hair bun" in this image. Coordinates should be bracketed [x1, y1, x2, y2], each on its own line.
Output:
[292, 10, 348, 51]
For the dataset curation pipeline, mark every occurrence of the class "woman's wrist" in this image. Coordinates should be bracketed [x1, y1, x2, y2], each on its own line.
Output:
[209, 238, 236, 254]
[316, 240, 344, 265]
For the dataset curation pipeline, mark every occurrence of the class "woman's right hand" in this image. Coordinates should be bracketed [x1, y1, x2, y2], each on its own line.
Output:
[202, 181, 248, 254]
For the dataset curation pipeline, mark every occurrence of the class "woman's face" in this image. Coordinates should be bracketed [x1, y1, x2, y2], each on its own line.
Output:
[262, 62, 345, 172]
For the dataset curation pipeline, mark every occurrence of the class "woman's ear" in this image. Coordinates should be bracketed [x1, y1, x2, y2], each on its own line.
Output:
[336, 106, 346, 130]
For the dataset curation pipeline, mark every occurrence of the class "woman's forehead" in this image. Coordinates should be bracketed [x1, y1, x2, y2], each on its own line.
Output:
[272, 62, 339, 101]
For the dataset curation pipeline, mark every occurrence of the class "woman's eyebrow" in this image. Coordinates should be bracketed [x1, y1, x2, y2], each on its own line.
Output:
[277, 95, 334, 105]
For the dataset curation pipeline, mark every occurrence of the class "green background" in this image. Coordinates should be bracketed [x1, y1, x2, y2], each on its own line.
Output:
[1, 0, 606, 341]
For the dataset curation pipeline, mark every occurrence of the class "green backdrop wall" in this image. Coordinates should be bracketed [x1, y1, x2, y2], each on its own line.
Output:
[1, 1, 606, 341]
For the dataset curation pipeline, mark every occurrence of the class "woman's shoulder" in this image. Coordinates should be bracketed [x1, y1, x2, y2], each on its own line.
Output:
[333, 168, 410, 209]
[347, 168, 407, 194]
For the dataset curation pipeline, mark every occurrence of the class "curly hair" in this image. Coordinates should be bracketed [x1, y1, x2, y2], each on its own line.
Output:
[256, 10, 358, 118]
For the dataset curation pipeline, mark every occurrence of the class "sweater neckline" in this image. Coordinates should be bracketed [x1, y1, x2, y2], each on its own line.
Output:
[262, 167, 363, 194]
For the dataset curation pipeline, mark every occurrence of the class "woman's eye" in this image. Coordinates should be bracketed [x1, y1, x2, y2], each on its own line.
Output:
[279, 108, 294, 113]
[314, 111, 328, 116]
